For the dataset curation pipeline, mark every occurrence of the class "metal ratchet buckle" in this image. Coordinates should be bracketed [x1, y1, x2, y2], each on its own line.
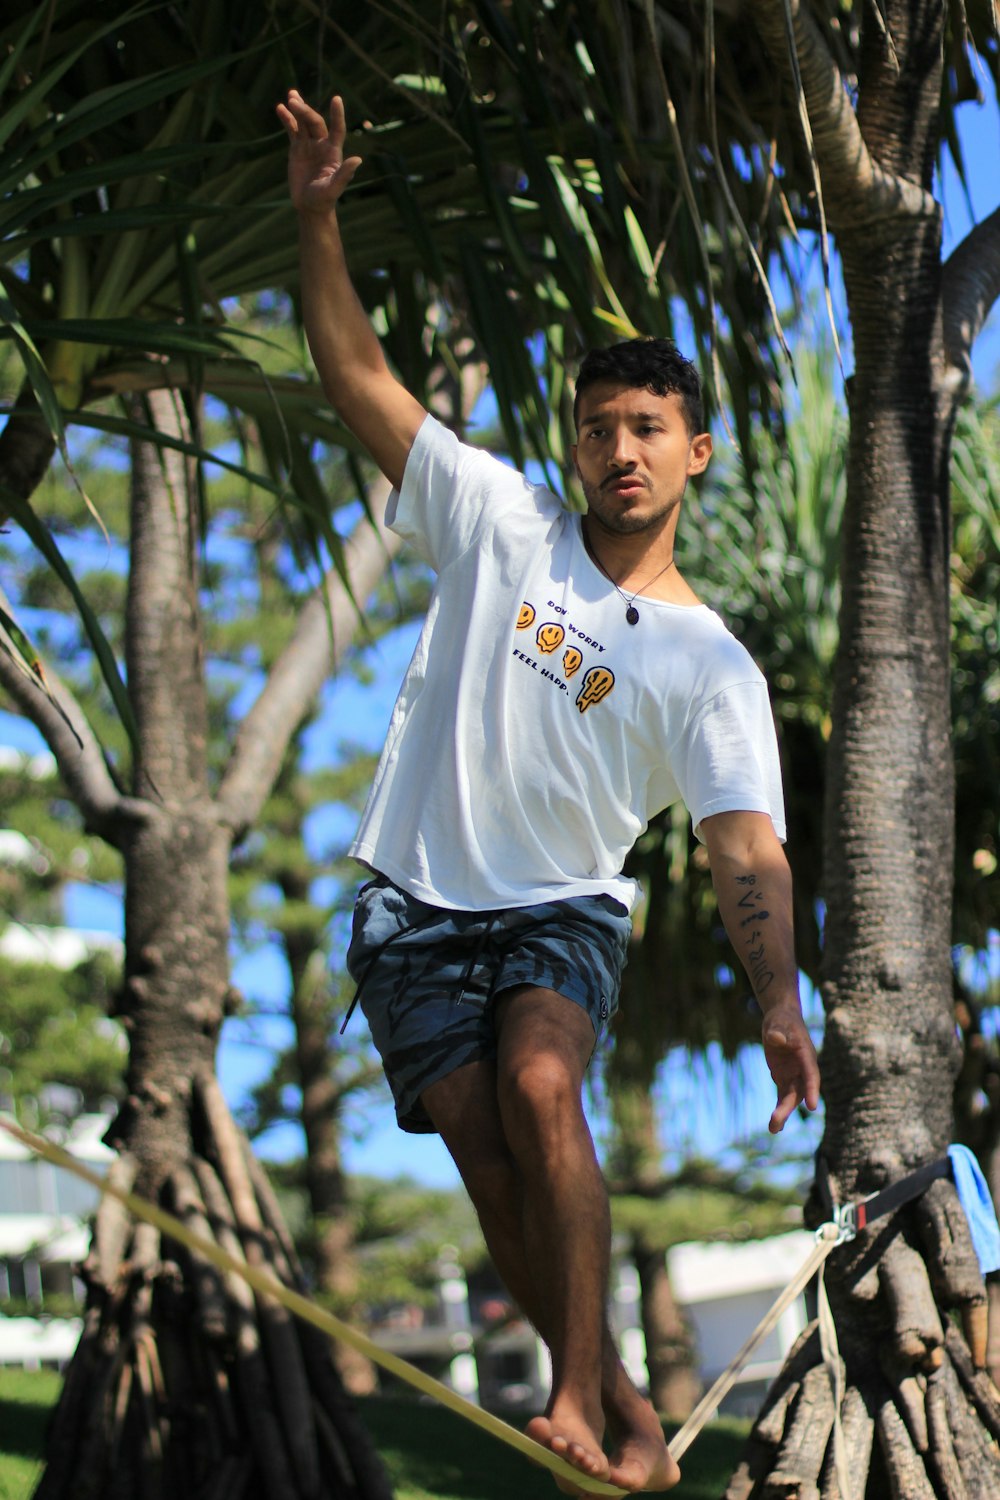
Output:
[832, 1201, 857, 1244]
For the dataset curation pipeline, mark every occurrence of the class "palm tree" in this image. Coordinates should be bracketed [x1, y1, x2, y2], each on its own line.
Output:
[0, 384, 406, 1497]
[5, 2, 1000, 1493]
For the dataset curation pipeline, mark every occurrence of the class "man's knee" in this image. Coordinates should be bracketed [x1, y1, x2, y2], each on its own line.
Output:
[498, 1049, 584, 1153]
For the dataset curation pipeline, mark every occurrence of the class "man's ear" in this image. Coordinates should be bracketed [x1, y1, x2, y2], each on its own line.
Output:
[687, 432, 713, 476]
[570, 442, 580, 477]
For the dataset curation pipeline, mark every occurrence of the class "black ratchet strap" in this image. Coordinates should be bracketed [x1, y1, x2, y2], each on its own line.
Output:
[816, 1153, 953, 1241]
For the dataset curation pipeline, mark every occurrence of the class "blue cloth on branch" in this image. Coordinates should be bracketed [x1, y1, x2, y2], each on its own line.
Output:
[948, 1144, 1000, 1274]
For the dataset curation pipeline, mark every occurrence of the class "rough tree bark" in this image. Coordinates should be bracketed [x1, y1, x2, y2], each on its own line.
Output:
[725, 3, 1000, 1495]
[0, 388, 402, 1500]
[607, 938, 702, 1420]
[606, 1072, 701, 1419]
[631, 1225, 701, 1422]
[278, 859, 380, 1398]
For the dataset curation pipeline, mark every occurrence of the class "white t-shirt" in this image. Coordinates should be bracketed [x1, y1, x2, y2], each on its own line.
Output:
[350, 415, 786, 912]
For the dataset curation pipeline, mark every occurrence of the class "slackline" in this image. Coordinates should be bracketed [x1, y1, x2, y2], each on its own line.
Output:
[666, 1224, 840, 1462]
[0, 1118, 625, 1497]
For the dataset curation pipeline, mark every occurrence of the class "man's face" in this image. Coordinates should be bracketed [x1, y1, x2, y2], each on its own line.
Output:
[571, 382, 712, 539]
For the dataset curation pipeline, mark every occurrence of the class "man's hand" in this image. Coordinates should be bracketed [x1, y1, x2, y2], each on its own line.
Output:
[700, 811, 821, 1136]
[276, 88, 425, 487]
[761, 1004, 820, 1134]
[277, 91, 362, 214]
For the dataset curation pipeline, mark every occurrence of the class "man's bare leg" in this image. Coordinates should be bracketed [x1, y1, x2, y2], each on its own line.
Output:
[495, 987, 610, 1486]
[421, 989, 679, 1492]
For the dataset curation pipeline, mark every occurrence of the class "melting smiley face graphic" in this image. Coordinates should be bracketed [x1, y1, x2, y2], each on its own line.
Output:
[576, 666, 615, 712]
[536, 622, 566, 655]
[517, 602, 536, 630]
[562, 647, 583, 679]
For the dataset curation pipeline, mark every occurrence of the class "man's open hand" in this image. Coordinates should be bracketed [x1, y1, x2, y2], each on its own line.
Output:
[277, 91, 362, 214]
[761, 1006, 820, 1134]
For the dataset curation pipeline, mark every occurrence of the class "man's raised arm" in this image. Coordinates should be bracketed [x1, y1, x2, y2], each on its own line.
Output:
[700, 810, 821, 1135]
[277, 90, 426, 490]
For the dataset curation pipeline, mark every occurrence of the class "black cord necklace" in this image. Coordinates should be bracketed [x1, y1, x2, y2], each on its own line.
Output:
[584, 523, 676, 625]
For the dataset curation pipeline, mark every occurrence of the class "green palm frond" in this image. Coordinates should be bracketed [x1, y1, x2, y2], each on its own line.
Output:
[1, 482, 138, 748]
[3, 0, 997, 751]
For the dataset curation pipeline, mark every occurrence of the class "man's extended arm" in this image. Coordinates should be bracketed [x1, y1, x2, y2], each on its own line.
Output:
[700, 809, 821, 1134]
[276, 91, 426, 489]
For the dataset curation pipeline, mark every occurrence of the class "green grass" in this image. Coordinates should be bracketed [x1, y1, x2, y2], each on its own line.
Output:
[358, 1398, 749, 1500]
[0, 1368, 62, 1500]
[0, 1369, 748, 1500]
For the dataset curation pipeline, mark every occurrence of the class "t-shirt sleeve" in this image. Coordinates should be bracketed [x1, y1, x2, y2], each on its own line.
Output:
[385, 412, 548, 572]
[670, 679, 787, 841]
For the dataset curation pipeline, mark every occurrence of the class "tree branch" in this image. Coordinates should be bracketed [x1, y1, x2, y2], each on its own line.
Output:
[941, 205, 1000, 386]
[216, 479, 402, 837]
[752, 0, 935, 229]
[0, 588, 143, 842]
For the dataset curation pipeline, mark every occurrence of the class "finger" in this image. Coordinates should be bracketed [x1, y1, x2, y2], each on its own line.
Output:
[776, 1033, 820, 1112]
[328, 93, 348, 149]
[761, 1010, 796, 1048]
[769, 1085, 799, 1134]
[337, 155, 363, 189]
[275, 102, 298, 136]
[803, 1063, 821, 1112]
[285, 89, 328, 140]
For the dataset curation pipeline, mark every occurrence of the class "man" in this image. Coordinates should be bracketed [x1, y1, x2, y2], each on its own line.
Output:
[278, 90, 820, 1495]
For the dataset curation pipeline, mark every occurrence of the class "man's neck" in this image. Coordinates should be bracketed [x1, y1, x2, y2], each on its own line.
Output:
[582, 514, 696, 603]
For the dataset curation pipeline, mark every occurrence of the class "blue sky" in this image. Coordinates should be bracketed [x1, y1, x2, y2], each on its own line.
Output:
[3, 90, 998, 1189]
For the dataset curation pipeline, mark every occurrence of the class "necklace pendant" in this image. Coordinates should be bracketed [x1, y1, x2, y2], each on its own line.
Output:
[625, 604, 640, 626]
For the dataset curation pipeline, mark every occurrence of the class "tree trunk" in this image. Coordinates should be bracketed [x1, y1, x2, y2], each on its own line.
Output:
[283, 873, 378, 1399]
[606, 1066, 701, 1420]
[986, 1145, 1000, 1392]
[631, 1230, 701, 1421]
[33, 394, 391, 1500]
[730, 2, 1000, 1492]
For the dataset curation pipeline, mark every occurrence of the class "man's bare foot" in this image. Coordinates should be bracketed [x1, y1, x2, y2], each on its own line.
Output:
[526, 1400, 611, 1495]
[606, 1402, 680, 1493]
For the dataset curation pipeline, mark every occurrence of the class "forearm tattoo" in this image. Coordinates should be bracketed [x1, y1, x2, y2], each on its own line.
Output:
[734, 874, 775, 995]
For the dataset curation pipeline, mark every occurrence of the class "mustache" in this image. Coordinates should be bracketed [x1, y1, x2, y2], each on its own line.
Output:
[601, 470, 648, 492]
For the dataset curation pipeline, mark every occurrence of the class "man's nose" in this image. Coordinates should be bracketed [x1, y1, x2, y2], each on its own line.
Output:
[608, 430, 637, 467]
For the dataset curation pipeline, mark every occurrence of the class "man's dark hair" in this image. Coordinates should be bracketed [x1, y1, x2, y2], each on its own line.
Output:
[573, 338, 704, 436]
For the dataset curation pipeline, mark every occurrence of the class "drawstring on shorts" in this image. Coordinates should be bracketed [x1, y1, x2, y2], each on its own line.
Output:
[455, 915, 498, 1005]
[341, 901, 499, 1034]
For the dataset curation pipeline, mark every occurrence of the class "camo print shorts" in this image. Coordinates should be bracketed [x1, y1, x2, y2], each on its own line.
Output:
[344, 874, 631, 1134]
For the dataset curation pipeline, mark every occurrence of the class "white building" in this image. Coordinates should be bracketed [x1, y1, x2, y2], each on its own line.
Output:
[368, 1231, 815, 1416]
[0, 1112, 113, 1367]
[668, 1229, 815, 1416]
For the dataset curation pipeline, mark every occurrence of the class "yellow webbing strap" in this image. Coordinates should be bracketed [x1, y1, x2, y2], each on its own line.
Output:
[667, 1224, 840, 1462]
[1, 1119, 625, 1497]
[816, 1251, 851, 1498]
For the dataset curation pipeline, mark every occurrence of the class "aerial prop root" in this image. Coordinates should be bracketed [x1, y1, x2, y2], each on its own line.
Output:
[723, 1178, 1000, 1500]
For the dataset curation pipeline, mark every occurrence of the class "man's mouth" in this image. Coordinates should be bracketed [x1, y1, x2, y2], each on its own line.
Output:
[603, 475, 646, 495]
